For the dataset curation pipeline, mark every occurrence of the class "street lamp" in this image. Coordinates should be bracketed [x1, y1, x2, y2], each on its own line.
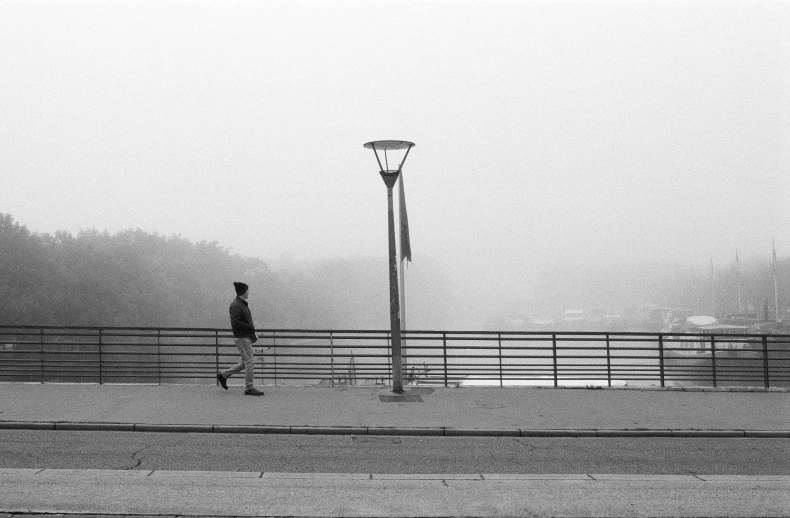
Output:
[364, 139, 415, 394]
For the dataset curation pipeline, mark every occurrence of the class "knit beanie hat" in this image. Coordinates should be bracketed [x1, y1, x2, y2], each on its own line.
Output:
[233, 282, 249, 296]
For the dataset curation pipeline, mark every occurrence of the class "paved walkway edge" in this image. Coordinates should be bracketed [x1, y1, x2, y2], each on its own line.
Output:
[3, 468, 790, 481]
[1, 421, 788, 437]
[4, 382, 789, 392]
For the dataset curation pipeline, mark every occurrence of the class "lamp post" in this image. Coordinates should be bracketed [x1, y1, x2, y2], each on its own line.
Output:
[364, 140, 415, 394]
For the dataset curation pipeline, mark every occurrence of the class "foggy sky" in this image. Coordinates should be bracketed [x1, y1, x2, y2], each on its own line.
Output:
[2, 0, 788, 314]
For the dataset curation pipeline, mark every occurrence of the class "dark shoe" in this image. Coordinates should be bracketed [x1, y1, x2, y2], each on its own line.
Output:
[244, 388, 264, 396]
[217, 373, 228, 390]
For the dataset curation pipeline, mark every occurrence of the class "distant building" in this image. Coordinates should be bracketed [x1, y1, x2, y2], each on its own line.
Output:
[563, 309, 585, 326]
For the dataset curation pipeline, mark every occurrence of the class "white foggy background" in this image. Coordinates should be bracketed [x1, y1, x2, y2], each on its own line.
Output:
[2, 0, 788, 328]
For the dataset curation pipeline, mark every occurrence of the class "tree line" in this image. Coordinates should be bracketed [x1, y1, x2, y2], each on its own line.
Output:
[0, 214, 453, 330]
[1, 212, 784, 330]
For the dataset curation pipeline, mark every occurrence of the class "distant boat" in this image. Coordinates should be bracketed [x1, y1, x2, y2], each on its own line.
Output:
[563, 309, 585, 325]
[662, 318, 790, 388]
[686, 315, 719, 327]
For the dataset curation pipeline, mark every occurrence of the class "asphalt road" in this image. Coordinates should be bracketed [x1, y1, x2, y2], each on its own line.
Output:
[2, 430, 788, 475]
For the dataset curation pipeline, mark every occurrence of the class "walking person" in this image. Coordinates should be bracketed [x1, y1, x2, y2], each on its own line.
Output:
[217, 282, 264, 396]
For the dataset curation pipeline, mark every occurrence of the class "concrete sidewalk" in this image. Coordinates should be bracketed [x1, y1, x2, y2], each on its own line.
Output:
[1, 383, 788, 436]
[2, 469, 789, 518]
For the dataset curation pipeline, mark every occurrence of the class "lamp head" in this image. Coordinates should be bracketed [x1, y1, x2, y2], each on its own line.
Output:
[363, 140, 415, 176]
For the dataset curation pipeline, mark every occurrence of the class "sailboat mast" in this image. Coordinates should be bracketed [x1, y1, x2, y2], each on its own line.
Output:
[774, 239, 780, 321]
[710, 258, 716, 318]
[736, 250, 743, 313]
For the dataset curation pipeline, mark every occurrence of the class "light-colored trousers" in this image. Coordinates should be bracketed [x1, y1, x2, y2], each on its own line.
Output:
[221, 337, 257, 390]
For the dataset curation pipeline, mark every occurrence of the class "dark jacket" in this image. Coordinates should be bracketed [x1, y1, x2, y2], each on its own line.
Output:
[229, 297, 258, 343]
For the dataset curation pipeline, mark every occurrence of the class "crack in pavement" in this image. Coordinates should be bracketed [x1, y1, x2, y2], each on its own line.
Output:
[510, 438, 540, 452]
[123, 442, 153, 470]
[26, 451, 42, 469]
[121, 436, 186, 471]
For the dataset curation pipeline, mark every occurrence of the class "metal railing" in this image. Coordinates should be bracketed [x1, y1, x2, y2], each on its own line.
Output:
[1, 326, 788, 388]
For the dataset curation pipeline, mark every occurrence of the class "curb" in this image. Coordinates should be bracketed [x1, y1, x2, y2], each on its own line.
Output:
[56, 422, 135, 432]
[1, 421, 789, 438]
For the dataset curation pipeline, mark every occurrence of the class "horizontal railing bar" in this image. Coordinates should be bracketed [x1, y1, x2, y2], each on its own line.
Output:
[6, 325, 788, 339]
[18, 342, 752, 350]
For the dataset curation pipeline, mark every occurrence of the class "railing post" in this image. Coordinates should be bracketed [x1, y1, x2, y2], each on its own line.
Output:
[39, 328, 44, 384]
[330, 332, 335, 387]
[498, 333, 503, 387]
[157, 329, 162, 385]
[273, 331, 278, 387]
[215, 331, 220, 386]
[658, 334, 665, 388]
[443, 333, 448, 387]
[552, 334, 558, 388]
[606, 334, 612, 388]
[710, 335, 717, 388]
[387, 332, 393, 385]
[98, 329, 103, 385]
[762, 335, 770, 389]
